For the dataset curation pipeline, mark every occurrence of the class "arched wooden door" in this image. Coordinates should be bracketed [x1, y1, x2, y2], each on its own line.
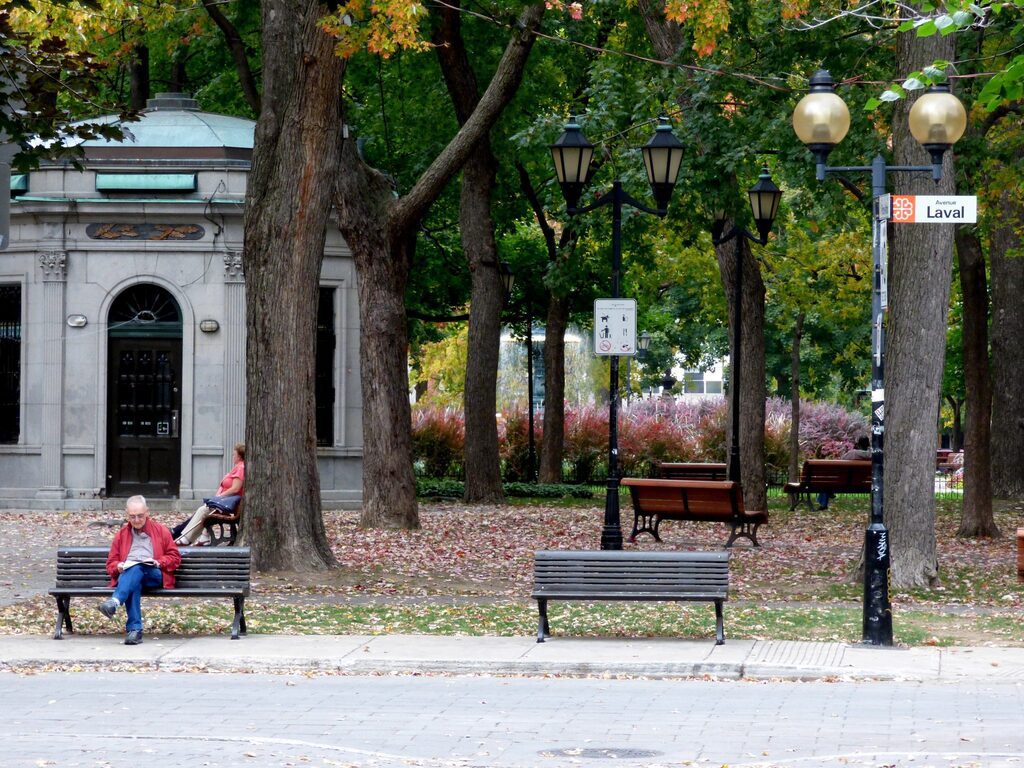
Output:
[106, 285, 182, 497]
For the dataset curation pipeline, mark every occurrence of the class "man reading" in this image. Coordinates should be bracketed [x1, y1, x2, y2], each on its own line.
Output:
[97, 495, 181, 645]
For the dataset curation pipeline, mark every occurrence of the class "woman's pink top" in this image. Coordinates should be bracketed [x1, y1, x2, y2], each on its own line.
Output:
[217, 461, 245, 497]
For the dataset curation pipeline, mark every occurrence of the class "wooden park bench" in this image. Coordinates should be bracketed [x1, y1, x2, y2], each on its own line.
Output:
[783, 459, 872, 510]
[620, 478, 768, 547]
[650, 461, 728, 481]
[49, 546, 251, 640]
[531, 549, 730, 644]
[203, 497, 243, 546]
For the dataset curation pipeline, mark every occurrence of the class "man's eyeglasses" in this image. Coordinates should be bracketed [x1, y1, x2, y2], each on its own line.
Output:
[127, 514, 148, 520]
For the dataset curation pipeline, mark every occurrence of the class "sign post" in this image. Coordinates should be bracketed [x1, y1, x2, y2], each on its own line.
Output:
[593, 298, 636, 356]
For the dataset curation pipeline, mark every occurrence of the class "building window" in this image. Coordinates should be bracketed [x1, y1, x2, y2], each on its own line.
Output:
[683, 371, 704, 394]
[705, 380, 723, 394]
[0, 285, 21, 443]
[315, 288, 336, 447]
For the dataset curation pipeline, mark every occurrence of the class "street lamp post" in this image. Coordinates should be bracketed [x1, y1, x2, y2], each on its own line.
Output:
[710, 166, 783, 484]
[551, 116, 684, 550]
[792, 69, 966, 646]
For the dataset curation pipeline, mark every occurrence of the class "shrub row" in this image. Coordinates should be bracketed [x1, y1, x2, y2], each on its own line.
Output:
[416, 478, 595, 499]
[411, 397, 868, 483]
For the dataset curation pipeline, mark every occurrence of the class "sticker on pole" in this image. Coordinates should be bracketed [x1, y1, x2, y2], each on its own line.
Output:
[594, 299, 636, 356]
[890, 195, 977, 223]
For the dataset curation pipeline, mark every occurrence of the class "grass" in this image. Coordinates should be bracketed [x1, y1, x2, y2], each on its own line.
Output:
[1, 493, 1022, 646]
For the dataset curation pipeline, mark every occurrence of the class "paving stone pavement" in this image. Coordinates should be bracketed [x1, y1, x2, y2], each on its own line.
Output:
[2, 671, 1023, 768]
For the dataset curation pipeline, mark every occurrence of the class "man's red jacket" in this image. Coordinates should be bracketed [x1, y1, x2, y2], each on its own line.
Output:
[105, 519, 182, 588]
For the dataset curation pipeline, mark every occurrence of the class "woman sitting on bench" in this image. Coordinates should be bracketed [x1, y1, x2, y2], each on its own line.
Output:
[817, 436, 870, 510]
[172, 443, 245, 546]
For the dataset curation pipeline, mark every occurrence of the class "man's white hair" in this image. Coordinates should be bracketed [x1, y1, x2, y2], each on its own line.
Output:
[126, 495, 148, 510]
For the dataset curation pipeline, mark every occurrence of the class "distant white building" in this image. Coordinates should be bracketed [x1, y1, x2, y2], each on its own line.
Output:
[0, 94, 362, 509]
[676, 359, 726, 403]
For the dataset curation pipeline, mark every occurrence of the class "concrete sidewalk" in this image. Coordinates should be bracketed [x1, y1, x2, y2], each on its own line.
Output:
[3, 632, 1024, 681]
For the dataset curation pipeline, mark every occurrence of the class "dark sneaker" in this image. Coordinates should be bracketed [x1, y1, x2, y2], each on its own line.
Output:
[124, 630, 143, 645]
[97, 598, 118, 619]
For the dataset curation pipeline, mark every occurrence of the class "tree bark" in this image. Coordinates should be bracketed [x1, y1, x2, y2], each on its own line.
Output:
[335, 3, 545, 527]
[516, 161, 574, 486]
[989, 189, 1024, 498]
[539, 295, 570, 483]
[789, 312, 805, 482]
[434, 3, 504, 503]
[242, 0, 342, 571]
[886, 27, 956, 587]
[202, 0, 261, 115]
[716, 232, 768, 513]
[954, 226, 997, 537]
[129, 44, 149, 111]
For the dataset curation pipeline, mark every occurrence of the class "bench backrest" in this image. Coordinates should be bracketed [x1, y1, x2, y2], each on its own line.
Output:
[800, 459, 871, 489]
[651, 462, 728, 481]
[533, 549, 729, 597]
[55, 546, 251, 590]
[621, 478, 745, 517]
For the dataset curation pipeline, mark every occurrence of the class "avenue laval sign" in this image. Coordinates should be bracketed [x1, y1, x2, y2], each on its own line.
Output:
[889, 194, 977, 224]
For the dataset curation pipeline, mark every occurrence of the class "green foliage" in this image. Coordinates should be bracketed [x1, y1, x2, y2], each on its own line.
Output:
[415, 478, 594, 499]
[411, 406, 465, 478]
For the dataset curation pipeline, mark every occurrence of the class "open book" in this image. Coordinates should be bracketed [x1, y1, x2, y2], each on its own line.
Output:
[122, 558, 159, 570]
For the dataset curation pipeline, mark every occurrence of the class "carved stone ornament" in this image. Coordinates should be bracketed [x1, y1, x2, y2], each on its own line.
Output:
[224, 252, 244, 282]
[86, 223, 205, 240]
[38, 250, 68, 281]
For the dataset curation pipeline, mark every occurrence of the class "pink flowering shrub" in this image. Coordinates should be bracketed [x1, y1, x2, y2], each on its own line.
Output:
[411, 405, 465, 478]
[410, 396, 867, 481]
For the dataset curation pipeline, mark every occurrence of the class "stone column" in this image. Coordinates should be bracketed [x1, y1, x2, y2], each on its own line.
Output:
[36, 250, 67, 499]
[222, 252, 246, 467]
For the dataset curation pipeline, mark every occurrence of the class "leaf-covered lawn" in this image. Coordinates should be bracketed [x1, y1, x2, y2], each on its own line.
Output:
[1, 495, 1022, 645]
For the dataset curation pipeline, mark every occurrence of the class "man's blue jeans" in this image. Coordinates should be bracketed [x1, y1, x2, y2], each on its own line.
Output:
[112, 564, 163, 631]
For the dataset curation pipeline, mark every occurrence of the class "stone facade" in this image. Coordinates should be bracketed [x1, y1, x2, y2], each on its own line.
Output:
[0, 95, 362, 509]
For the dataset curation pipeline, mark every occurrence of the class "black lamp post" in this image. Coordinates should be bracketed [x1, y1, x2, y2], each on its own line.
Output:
[710, 166, 783, 484]
[551, 115, 684, 550]
[792, 69, 966, 646]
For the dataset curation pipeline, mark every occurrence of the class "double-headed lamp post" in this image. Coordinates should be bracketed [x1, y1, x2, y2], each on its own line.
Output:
[551, 116, 684, 550]
[792, 69, 966, 646]
[711, 167, 783, 484]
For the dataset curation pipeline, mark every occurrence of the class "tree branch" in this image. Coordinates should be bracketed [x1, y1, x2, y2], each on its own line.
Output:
[203, 0, 262, 115]
[391, 2, 544, 236]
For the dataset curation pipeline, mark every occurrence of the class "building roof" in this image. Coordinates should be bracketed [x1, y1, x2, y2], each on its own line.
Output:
[66, 93, 255, 160]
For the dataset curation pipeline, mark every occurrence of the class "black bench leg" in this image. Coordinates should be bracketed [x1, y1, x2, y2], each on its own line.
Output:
[714, 600, 724, 645]
[630, 511, 659, 542]
[231, 596, 245, 639]
[53, 596, 72, 640]
[726, 521, 761, 548]
[536, 599, 550, 643]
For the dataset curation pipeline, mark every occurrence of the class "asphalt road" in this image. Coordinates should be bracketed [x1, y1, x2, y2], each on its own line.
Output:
[2, 672, 1023, 768]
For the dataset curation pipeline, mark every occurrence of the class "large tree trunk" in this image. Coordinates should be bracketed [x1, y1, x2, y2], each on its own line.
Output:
[886, 28, 957, 587]
[989, 189, 1024, 498]
[335, 3, 544, 527]
[242, 0, 342, 570]
[539, 295, 570, 484]
[129, 44, 149, 111]
[789, 312, 805, 482]
[434, 3, 504, 503]
[954, 227, 997, 537]
[716, 233, 768, 513]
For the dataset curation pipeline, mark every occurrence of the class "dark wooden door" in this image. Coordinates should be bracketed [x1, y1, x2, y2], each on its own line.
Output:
[106, 339, 181, 496]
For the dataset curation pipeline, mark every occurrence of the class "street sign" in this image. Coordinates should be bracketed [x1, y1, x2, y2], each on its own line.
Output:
[594, 299, 636, 356]
[890, 195, 977, 224]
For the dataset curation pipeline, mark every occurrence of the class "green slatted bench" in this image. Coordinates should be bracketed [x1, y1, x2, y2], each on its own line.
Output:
[49, 546, 251, 640]
[531, 549, 730, 645]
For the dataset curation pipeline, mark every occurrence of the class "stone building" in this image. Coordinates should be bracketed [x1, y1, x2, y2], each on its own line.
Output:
[0, 94, 362, 509]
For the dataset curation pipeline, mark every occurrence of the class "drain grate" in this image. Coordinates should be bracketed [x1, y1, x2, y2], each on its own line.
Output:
[540, 748, 663, 759]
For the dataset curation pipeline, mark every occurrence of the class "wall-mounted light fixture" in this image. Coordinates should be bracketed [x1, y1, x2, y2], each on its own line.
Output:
[199, 319, 220, 333]
[66, 314, 88, 328]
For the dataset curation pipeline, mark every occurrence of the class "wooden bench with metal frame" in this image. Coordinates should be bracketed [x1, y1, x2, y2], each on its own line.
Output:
[203, 497, 243, 546]
[531, 549, 730, 645]
[620, 478, 768, 548]
[650, 461, 728, 481]
[49, 546, 251, 640]
[783, 459, 871, 510]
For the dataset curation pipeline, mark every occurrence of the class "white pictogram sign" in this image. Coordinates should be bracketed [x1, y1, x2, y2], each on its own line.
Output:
[594, 299, 636, 356]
